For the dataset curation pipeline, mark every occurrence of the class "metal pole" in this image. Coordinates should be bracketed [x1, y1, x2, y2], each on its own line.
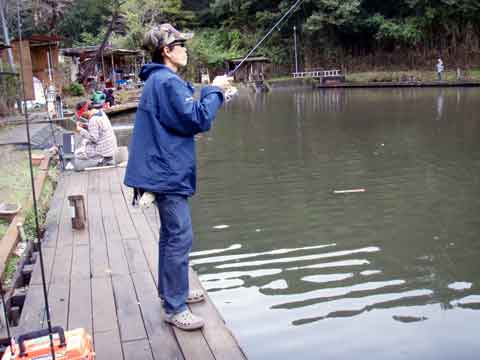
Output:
[16, 1, 56, 359]
[293, 25, 298, 73]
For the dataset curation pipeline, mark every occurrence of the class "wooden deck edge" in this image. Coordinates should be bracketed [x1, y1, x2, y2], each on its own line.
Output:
[0, 154, 51, 281]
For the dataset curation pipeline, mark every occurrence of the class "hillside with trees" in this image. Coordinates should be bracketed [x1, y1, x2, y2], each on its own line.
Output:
[2, 0, 480, 75]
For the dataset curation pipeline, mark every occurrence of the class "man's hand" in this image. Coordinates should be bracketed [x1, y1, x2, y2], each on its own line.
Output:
[212, 75, 233, 92]
[76, 121, 86, 132]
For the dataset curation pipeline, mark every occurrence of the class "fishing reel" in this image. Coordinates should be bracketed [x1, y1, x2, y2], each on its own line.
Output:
[224, 85, 239, 103]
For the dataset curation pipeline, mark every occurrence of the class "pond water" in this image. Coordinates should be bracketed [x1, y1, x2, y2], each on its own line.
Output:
[121, 88, 480, 360]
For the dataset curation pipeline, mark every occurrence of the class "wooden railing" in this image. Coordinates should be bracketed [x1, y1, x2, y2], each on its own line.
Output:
[292, 69, 342, 78]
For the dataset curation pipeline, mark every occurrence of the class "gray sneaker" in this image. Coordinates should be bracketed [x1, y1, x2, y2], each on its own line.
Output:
[165, 309, 204, 331]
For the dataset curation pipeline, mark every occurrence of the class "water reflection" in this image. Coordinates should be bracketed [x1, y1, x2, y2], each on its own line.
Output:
[436, 90, 444, 121]
[119, 88, 480, 360]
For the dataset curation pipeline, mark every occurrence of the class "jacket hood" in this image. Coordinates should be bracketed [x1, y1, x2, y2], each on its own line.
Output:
[139, 63, 171, 81]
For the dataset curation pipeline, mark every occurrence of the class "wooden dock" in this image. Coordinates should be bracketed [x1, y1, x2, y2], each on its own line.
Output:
[12, 168, 246, 360]
[315, 80, 480, 89]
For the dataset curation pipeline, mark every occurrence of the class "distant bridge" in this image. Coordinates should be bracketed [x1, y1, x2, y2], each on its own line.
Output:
[292, 69, 344, 83]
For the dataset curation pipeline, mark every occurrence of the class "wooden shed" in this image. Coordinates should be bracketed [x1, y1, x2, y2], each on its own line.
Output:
[61, 46, 144, 90]
[225, 56, 271, 82]
[0, 35, 62, 101]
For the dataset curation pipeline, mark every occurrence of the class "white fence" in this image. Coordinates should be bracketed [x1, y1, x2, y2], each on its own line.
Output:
[292, 69, 342, 78]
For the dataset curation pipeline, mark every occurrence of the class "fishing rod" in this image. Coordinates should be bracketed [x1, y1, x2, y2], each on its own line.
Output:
[228, 0, 305, 76]
[16, 0, 57, 359]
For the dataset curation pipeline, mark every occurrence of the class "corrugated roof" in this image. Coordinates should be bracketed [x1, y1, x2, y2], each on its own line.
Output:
[61, 46, 142, 57]
[227, 56, 271, 63]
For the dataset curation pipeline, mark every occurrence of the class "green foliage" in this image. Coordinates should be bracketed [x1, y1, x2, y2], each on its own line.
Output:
[64, 82, 85, 97]
[3, 254, 20, 287]
[189, 28, 244, 67]
[0, 219, 8, 240]
[56, 0, 118, 46]
[9, 0, 480, 70]
[116, 0, 195, 49]
[23, 176, 54, 242]
[375, 16, 423, 45]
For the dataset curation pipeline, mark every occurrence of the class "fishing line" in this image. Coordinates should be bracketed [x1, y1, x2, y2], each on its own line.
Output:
[16, 0, 57, 358]
[228, 0, 306, 76]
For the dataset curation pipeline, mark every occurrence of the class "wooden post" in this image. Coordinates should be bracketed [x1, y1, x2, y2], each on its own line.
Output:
[68, 195, 86, 230]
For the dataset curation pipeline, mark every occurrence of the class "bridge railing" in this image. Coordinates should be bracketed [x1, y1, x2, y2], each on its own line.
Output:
[292, 69, 342, 78]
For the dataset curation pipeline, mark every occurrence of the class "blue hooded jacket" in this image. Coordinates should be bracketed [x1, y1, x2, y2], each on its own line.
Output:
[124, 63, 224, 196]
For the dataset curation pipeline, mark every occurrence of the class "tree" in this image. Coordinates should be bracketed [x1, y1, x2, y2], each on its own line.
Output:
[79, 0, 129, 83]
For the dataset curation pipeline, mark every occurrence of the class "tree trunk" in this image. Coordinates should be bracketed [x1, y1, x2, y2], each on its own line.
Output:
[0, 0, 16, 72]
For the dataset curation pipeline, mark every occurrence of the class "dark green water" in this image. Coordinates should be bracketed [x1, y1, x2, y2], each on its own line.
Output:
[123, 88, 480, 359]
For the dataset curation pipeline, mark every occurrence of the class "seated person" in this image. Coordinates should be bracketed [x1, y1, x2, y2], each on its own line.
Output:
[74, 96, 117, 171]
[105, 88, 115, 107]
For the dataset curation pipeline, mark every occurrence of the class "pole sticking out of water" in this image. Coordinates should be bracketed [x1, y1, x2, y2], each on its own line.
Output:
[333, 189, 366, 194]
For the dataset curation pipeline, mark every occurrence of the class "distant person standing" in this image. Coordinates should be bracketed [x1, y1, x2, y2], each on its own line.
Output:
[436, 58, 444, 80]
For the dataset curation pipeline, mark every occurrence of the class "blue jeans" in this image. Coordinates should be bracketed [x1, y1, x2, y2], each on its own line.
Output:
[155, 194, 193, 315]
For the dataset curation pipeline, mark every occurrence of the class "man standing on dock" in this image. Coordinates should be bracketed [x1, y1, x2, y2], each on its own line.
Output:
[124, 24, 232, 330]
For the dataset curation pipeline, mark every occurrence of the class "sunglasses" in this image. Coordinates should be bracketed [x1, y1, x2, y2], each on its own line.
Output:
[168, 42, 186, 49]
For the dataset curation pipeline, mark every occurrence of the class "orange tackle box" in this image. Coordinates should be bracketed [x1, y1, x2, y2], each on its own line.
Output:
[1, 326, 94, 360]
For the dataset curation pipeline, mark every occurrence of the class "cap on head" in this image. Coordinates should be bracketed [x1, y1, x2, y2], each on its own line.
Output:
[142, 23, 194, 53]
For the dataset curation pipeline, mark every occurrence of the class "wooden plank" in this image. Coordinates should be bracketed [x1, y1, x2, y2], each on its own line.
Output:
[110, 168, 137, 240]
[129, 271, 184, 360]
[113, 168, 158, 282]
[123, 239, 150, 274]
[14, 285, 45, 336]
[137, 299, 184, 360]
[91, 277, 118, 334]
[70, 244, 91, 281]
[99, 172, 130, 277]
[94, 329, 123, 360]
[89, 172, 117, 279]
[46, 282, 69, 330]
[143, 207, 160, 238]
[41, 173, 68, 248]
[49, 245, 72, 284]
[189, 269, 247, 360]
[30, 247, 55, 286]
[111, 274, 147, 342]
[122, 339, 154, 360]
[102, 215, 129, 276]
[129, 272, 158, 303]
[171, 325, 215, 360]
[68, 278, 92, 335]
[125, 208, 158, 280]
[111, 192, 138, 240]
[88, 196, 109, 278]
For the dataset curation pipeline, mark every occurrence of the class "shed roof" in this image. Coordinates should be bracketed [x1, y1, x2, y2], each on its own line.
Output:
[227, 56, 271, 64]
[11, 35, 62, 46]
[62, 46, 142, 57]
